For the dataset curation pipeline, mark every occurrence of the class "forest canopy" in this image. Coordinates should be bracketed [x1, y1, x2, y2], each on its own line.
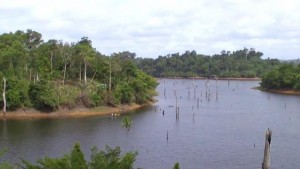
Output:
[0, 29, 158, 112]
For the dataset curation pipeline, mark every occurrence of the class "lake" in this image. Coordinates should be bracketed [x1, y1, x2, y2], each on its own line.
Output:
[1, 79, 300, 169]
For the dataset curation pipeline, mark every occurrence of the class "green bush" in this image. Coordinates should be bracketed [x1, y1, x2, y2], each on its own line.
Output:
[113, 81, 134, 104]
[56, 84, 80, 109]
[86, 82, 105, 107]
[4, 77, 30, 110]
[29, 80, 59, 111]
[0, 148, 14, 169]
[260, 64, 300, 90]
[293, 74, 300, 89]
[130, 70, 158, 104]
[173, 162, 180, 169]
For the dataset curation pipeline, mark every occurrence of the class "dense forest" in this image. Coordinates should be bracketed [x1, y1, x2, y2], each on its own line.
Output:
[135, 49, 282, 78]
[260, 64, 300, 90]
[0, 30, 158, 112]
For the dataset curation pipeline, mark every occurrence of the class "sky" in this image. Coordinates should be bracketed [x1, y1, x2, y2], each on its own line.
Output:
[1, 0, 300, 60]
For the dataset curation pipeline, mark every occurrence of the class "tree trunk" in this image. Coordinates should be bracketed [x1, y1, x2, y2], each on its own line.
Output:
[109, 62, 112, 91]
[29, 69, 32, 82]
[25, 63, 28, 74]
[91, 71, 97, 82]
[36, 72, 39, 81]
[84, 60, 87, 85]
[63, 62, 67, 85]
[2, 77, 6, 119]
[79, 65, 82, 82]
[50, 51, 53, 75]
[262, 129, 272, 169]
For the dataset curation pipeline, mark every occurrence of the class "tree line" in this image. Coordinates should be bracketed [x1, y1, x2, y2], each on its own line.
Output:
[0, 29, 158, 112]
[134, 48, 282, 78]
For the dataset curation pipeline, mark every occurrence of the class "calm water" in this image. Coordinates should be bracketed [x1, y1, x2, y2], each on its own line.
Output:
[1, 79, 300, 169]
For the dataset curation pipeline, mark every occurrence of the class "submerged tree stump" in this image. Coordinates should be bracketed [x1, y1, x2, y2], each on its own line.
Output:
[262, 128, 272, 169]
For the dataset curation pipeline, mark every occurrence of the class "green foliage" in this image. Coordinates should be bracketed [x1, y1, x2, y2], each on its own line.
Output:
[25, 156, 71, 169]
[3, 29, 287, 112]
[293, 74, 300, 89]
[261, 69, 280, 89]
[0, 163, 14, 169]
[261, 64, 300, 90]
[0, 148, 14, 169]
[55, 84, 79, 109]
[20, 143, 87, 169]
[0, 29, 159, 112]
[71, 82, 98, 108]
[89, 146, 137, 169]
[173, 162, 180, 169]
[29, 80, 59, 111]
[121, 115, 133, 132]
[5, 77, 30, 110]
[18, 143, 139, 169]
[114, 82, 134, 104]
[2, 143, 183, 168]
[70, 143, 87, 169]
[130, 70, 158, 104]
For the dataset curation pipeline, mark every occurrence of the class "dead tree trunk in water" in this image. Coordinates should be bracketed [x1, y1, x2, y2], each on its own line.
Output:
[2, 77, 6, 119]
[262, 129, 272, 169]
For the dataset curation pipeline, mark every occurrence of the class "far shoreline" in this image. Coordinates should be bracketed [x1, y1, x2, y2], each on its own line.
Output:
[0, 102, 153, 120]
[157, 76, 261, 81]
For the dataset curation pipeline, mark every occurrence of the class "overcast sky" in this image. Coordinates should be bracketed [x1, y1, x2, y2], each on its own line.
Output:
[1, 0, 300, 60]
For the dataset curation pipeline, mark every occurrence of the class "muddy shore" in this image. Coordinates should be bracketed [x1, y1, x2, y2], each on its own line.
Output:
[253, 87, 300, 96]
[0, 103, 151, 120]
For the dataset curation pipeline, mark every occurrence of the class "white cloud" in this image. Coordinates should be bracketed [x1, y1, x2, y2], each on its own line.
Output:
[0, 0, 300, 59]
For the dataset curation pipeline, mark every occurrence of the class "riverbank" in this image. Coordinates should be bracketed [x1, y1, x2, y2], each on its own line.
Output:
[158, 76, 261, 81]
[266, 89, 300, 95]
[254, 87, 300, 95]
[217, 77, 260, 81]
[0, 103, 152, 120]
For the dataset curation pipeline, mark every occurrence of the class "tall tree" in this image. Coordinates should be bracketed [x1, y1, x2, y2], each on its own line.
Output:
[243, 47, 249, 61]
[59, 42, 74, 85]
[75, 37, 95, 85]
[24, 29, 43, 81]
[47, 39, 58, 75]
[24, 29, 43, 50]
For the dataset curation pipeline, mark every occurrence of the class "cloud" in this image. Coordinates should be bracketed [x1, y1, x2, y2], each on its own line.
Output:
[0, 0, 300, 59]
